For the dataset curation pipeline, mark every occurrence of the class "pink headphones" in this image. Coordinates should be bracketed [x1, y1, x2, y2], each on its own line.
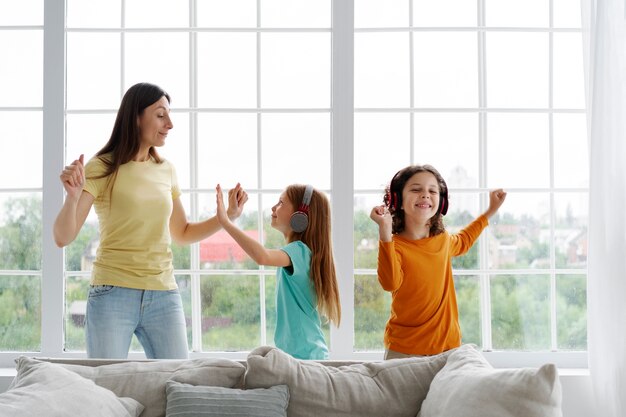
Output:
[290, 185, 314, 233]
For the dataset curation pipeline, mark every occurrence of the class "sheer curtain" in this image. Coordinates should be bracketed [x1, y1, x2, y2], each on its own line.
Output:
[582, 0, 626, 416]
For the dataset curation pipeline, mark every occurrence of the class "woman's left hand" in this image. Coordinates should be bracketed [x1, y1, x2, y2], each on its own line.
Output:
[226, 183, 248, 220]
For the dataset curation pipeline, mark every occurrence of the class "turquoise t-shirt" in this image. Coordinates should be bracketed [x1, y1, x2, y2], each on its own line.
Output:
[274, 241, 329, 360]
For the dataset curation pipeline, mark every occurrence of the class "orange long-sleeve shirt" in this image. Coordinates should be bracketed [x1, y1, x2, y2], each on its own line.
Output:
[378, 215, 488, 355]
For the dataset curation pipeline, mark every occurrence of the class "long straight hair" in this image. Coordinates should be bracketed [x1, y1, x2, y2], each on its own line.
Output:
[90, 82, 170, 191]
[286, 184, 341, 326]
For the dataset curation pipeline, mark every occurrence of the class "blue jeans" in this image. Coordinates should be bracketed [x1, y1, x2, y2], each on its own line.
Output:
[85, 285, 189, 359]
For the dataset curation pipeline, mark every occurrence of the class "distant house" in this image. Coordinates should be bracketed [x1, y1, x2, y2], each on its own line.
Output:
[200, 229, 259, 266]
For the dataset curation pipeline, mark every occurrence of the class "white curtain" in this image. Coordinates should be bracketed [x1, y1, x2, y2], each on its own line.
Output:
[582, 0, 626, 416]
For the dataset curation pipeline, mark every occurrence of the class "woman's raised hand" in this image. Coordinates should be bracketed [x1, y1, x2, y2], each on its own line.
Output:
[226, 183, 248, 220]
[60, 154, 85, 200]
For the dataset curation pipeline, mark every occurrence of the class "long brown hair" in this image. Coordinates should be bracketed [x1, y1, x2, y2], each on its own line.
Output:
[286, 184, 341, 326]
[90, 82, 169, 191]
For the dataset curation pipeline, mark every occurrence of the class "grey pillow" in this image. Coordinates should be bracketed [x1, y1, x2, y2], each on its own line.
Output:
[245, 345, 450, 417]
[0, 357, 143, 417]
[165, 381, 289, 417]
[43, 357, 246, 417]
[418, 344, 563, 417]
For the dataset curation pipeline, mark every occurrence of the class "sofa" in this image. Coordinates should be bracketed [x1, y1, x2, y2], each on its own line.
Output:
[0, 344, 562, 417]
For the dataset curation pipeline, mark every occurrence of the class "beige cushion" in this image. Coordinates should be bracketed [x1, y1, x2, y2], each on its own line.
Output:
[418, 344, 563, 417]
[0, 357, 143, 417]
[245, 345, 450, 417]
[51, 357, 246, 417]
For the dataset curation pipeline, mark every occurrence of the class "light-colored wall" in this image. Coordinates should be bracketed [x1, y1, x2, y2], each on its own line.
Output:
[0, 371, 596, 415]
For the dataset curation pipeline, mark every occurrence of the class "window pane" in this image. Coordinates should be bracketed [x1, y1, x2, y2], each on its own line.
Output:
[0, 0, 42, 25]
[413, 32, 478, 108]
[490, 192, 550, 269]
[0, 30, 42, 107]
[264, 275, 277, 345]
[354, 113, 410, 190]
[65, 219, 99, 272]
[261, 113, 330, 189]
[354, 194, 384, 270]
[553, 33, 585, 109]
[125, 0, 188, 28]
[446, 193, 481, 270]
[486, 0, 548, 27]
[261, 192, 288, 258]
[557, 274, 587, 350]
[260, 33, 330, 108]
[0, 193, 42, 270]
[160, 113, 190, 190]
[197, 33, 257, 108]
[554, 192, 588, 269]
[67, 33, 121, 110]
[355, 32, 409, 108]
[172, 195, 191, 270]
[66, 113, 117, 163]
[491, 274, 550, 350]
[197, 0, 256, 27]
[0, 112, 42, 188]
[553, 113, 588, 188]
[201, 275, 261, 351]
[0, 275, 40, 351]
[354, 274, 390, 351]
[455, 275, 481, 346]
[355, 0, 408, 28]
[487, 113, 549, 188]
[66, 0, 121, 28]
[413, 0, 477, 27]
[125, 33, 189, 107]
[260, 0, 330, 28]
[198, 113, 258, 189]
[553, 0, 582, 28]
[486, 32, 548, 108]
[413, 113, 479, 188]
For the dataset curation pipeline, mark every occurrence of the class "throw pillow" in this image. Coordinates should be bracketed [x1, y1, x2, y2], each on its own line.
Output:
[165, 380, 289, 417]
[418, 344, 563, 417]
[245, 345, 451, 417]
[39, 357, 246, 417]
[0, 357, 143, 417]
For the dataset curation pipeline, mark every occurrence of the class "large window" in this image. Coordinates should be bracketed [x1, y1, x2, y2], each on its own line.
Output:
[1, 0, 587, 367]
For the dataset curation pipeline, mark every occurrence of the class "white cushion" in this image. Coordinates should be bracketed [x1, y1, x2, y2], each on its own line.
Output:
[418, 344, 563, 417]
[0, 357, 143, 417]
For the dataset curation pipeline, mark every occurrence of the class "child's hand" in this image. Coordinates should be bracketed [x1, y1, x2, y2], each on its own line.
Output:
[226, 183, 248, 220]
[370, 205, 393, 241]
[484, 188, 507, 219]
[215, 184, 230, 225]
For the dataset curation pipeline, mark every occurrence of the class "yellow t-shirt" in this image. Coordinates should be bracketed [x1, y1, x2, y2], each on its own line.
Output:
[83, 154, 181, 290]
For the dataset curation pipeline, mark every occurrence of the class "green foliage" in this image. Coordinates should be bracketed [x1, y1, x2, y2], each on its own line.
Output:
[0, 196, 42, 270]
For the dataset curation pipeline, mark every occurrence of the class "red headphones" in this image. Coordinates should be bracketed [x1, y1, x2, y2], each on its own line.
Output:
[290, 185, 314, 233]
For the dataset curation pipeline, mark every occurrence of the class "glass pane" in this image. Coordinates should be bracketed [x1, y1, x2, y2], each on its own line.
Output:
[260, 33, 330, 108]
[413, 113, 479, 188]
[0, 30, 42, 107]
[554, 192, 588, 269]
[487, 113, 549, 188]
[554, 0, 582, 28]
[176, 275, 192, 349]
[265, 275, 277, 345]
[261, 192, 289, 255]
[354, 274, 390, 351]
[0, 275, 40, 351]
[486, 0, 548, 27]
[491, 274, 550, 350]
[413, 0, 477, 27]
[197, 0, 256, 27]
[261, 113, 331, 189]
[354, 194, 385, 270]
[125, 33, 189, 107]
[198, 192, 260, 270]
[198, 113, 258, 189]
[446, 193, 480, 270]
[553, 113, 588, 188]
[556, 274, 587, 350]
[66, 113, 118, 163]
[201, 275, 261, 351]
[489, 192, 550, 269]
[354, 113, 410, 190]
[486, 33, 548, 108]
[0, 0, 42, 25]
[160, 112, 191, 190]
[172, 194, 191, 270]
[67, 33, 121, 110]
[0, 193, 42, 270]
[553, 33, 585, 109]
[66, 0, 121, 28]
[260, 0, 330, 28]
[65, 219, 99, 272]
[413, 32, 478, 108]
[355, 0, 408, 28]
[455, 275, 481, 346]
[197, 33, 256, 108]
[0, 112, 42, 188]
[125, 0, 188, 28]
[354, 32, 409, 108]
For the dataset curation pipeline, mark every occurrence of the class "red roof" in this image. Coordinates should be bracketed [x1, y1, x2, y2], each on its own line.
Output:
[200, 229, 259, 262]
